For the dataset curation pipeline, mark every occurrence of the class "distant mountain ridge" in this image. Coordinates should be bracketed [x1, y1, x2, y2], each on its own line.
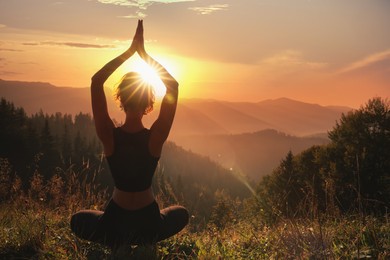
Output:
[175, 129, 330, 181]
[0, 79, 91, 117]
[1, 79, 351, 181]
[0, 79, 352, 138]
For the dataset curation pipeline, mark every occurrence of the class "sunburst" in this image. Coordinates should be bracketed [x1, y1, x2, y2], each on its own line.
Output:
[133, 60, 166, 97]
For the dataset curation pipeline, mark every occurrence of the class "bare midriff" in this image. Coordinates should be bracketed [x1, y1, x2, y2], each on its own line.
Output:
[112, 187, 155, 210]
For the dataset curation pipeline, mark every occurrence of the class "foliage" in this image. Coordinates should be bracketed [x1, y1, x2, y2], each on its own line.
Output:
[253, 97, 390, 221]
[1, 160, 388, 259]
[0, 98, 102, 187]
[0, 98, 250, 230]
[0, 97, 389, 258]
[159, 142, 250, 229]
[328, 97, 390, 213]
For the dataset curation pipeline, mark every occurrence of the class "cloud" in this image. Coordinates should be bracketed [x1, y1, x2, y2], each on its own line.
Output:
[189, 4, 229, 15]
[0, 48, 22, 52]
[261, 50, 328, 70]
[0, 70, 22, 76]
[118, 10, 147, 19]
[338, 49, 390, 74]
[97, 0, 139, 7]
[22, 41, 115, 49]
[22, 43, 40, 46]
[97, 0, 194, 10]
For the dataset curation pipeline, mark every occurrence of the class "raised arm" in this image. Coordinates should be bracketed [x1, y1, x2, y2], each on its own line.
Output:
[136, 21, 179, 156]
[91, 21, 141, 155]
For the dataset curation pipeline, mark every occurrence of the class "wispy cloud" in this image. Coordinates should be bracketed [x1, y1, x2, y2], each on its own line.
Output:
[189, 4, 229, 15]
[118, 10, 147, 19]
[0, 70, 22, 76]
[97, 0, 194, 10]
[338, 49, 390, 74]
[262, 50, 327, 70]
[0, 48, 23, 52]
[22, 41, 115, 49]
[97, 0, 139, 7]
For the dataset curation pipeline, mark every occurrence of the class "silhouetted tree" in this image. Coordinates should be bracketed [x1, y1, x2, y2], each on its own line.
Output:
[328, 97, 390, 213]
[252, 97, 389, 222]
[38, 119, 61, 178]
[61, 123, 72, 165]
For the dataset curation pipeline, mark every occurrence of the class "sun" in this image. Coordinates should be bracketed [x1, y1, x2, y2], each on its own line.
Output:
[132, 60, 166, 98]
[119, 54, 179, 98]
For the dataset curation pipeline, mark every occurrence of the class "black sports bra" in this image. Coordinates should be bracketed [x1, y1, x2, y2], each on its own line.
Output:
[106, 127, 159, 192]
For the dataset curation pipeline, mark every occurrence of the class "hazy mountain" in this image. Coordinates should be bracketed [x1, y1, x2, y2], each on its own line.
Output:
[0, 79, 92, 117]
[176, 129, 329, 181]
[218, 98, 346, 135]
[0, 79, 352, 137]
[179, 99, 274, 134]
[0, 79, 350, 180]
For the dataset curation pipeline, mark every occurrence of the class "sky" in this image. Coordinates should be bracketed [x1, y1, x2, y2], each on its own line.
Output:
[0, 0, 389, 108]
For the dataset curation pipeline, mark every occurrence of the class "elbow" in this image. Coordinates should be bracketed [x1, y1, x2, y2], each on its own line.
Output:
[173, 81, 179, 89]
[91, 74, 99, 84]
[91, 74, 104, 87]
[165, 83, 178, 103]
[91, 72, 98, 82]
[168, 83, 178, 98]
[169, 81, 179, 93]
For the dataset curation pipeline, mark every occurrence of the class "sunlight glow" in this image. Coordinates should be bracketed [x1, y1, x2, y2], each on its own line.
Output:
[115, 50, 182, 99]
[131, 60, 165, 97]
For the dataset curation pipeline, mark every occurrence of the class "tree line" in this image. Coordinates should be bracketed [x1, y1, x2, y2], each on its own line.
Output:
[0, 97, 250, 229]
[0, 98, 102, 187]
[1, 96, 388, 228]
[252, 97, 389, 222]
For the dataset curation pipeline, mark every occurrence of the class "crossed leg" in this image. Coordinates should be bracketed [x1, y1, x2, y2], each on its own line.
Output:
[70, 205, 189, 246]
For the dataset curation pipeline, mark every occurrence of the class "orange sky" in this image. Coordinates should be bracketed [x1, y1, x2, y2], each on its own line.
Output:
[0, 0, 389, 108]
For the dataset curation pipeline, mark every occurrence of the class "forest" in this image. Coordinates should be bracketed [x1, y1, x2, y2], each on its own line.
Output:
[0, 97, 389, 259]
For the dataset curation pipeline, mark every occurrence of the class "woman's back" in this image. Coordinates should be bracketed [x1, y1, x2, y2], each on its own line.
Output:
[106, 127, 159, 192]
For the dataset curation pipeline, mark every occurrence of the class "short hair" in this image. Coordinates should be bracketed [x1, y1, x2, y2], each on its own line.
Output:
[115, 72, 155, 115]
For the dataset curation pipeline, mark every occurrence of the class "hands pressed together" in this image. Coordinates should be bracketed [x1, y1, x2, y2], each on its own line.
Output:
[129, 20, 147, 58]
[122, 19, 178, 91]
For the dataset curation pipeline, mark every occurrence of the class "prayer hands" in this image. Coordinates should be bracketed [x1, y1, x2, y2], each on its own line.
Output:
[129, 20, 146, 57]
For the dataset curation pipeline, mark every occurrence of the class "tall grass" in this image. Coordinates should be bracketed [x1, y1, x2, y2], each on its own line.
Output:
[0, 158, 389, 259]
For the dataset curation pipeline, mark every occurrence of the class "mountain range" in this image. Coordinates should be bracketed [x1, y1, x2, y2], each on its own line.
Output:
[0, 79, 352, 137]
[0, 79, 352, 180]
[175, 129, 329, 181]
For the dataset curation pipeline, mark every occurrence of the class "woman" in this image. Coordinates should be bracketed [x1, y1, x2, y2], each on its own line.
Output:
[70, 20, 189, 247]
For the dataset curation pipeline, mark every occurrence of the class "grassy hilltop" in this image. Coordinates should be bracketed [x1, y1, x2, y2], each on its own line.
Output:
[0, 163, 389, 259]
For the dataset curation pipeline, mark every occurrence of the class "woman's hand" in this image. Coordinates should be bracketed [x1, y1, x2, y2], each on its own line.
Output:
[127, 20, 146, 56]
[135, 20, 146, 56]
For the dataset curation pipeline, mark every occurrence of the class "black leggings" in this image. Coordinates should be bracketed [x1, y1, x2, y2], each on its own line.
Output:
[70, 200, 189, 247]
